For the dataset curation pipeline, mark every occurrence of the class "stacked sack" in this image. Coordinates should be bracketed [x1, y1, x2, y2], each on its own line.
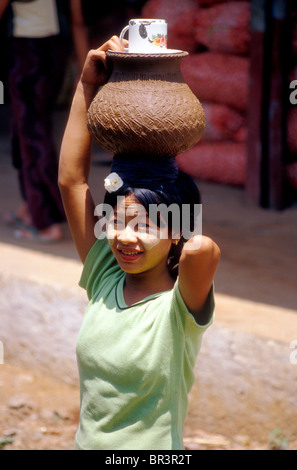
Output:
[143, 0, 297, 195]
[141, 0, 201, 53]
[142, 0, 250, 186]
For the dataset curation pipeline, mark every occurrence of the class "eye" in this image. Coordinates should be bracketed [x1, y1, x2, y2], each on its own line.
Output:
[112, 218, 124, 230]
[136, 222, 149, 232]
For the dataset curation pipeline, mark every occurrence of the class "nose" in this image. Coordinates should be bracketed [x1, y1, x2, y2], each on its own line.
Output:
[116, 223, 138, 244]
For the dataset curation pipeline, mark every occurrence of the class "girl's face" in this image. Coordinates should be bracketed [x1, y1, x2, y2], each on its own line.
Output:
[107, 194, 173, 275]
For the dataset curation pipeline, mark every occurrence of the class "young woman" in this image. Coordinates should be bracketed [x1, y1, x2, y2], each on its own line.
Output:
[59, 36, 221, 450]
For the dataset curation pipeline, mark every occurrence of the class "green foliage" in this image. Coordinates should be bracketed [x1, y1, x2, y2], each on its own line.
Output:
[268, 428, 290, 450]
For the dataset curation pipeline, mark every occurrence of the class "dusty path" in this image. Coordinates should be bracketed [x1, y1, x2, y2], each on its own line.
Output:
[0, 359, 296, 450]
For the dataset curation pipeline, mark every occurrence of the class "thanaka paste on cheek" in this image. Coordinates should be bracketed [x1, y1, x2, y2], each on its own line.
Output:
[137, 230, 161, 250]
[106, 222, 161, 250]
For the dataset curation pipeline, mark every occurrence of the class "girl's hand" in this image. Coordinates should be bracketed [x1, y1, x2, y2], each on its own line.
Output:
[80, 36, 126, 93]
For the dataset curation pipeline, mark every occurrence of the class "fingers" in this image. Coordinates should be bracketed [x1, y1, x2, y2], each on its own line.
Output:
[87, 48, 108, 69]
[99, 35, 125, 53]
[80, 35, 129, 88]
[87, 36, 126, 70]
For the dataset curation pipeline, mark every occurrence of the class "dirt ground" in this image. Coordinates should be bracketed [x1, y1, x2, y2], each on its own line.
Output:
[0, 362, 79, 451]
[0, 360, 296, 451]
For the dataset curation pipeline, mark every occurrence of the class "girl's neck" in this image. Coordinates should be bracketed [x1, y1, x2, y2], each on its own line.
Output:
[123, 268, 174, 306]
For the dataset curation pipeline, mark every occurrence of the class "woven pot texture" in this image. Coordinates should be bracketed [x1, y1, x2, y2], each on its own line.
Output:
[87, 51, 205, 158]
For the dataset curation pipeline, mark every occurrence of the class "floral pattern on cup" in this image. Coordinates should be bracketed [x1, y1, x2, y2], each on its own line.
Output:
[148, 34, 167, 48]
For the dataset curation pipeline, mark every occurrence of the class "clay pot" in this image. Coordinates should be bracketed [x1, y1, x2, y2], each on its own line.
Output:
[87, 51, 205, 158]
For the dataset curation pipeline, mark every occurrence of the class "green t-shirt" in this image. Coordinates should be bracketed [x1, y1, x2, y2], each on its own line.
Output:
[75, 238, 214, 450]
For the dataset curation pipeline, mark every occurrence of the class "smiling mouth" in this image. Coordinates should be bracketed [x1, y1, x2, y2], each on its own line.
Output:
[118, 249, 143, 261]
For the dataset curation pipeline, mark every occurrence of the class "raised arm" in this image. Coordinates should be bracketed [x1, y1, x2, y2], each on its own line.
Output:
[178, 235, 221, 325]
[58, 36, 125, 263]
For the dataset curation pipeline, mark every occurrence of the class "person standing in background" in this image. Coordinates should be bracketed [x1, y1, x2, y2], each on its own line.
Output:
[1, 0, 89, 241]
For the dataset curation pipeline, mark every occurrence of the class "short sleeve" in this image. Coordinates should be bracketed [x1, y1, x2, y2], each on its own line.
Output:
[79, 238, 119, 300]
[172, 281, 215, 331]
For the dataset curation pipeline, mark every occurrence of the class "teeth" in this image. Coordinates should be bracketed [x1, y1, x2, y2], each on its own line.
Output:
[121, 250, 140, 255]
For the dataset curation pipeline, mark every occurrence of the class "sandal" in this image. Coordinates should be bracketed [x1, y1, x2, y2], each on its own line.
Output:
[3, 211, 25, 227]
[13, 226, 62, 243]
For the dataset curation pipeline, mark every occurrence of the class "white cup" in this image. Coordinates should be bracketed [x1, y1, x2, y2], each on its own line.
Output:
[120, 19, 168, 54]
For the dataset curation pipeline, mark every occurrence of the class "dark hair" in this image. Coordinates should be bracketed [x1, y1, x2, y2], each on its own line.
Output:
[103, 170, 201, 279]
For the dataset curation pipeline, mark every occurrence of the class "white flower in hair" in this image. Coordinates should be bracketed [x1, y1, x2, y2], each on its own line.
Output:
[104, 172, 124, 193]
